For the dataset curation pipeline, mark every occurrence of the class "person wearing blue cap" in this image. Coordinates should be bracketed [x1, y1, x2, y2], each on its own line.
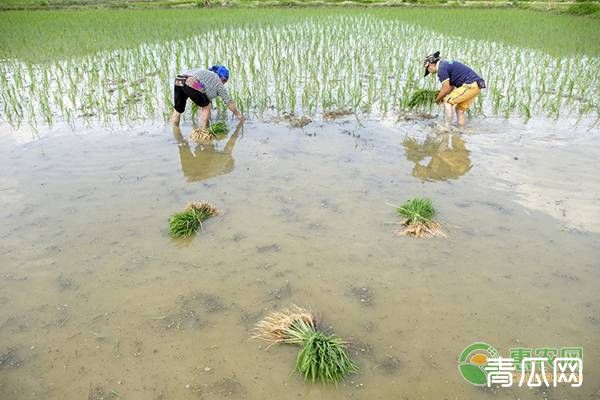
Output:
[171, 65, 244, 127]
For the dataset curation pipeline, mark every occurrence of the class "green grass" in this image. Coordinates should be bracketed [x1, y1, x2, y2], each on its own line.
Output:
[1, 8, 599, 64]
[396, 198, 436, 224]
[406, 89, 438, 109]
[376, 8, 600, 57]
[566, 1, 600, 16]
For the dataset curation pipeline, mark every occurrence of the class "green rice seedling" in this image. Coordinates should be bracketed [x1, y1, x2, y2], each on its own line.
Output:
[394, 198, 445, 238]
[169, 202, 218, 238]
[396, 197, 435, 224]
[209, 121, 228, 137]
[406, 89, 438, 109]
[253, 307, 359, 384]
[295, 329, 358, 384]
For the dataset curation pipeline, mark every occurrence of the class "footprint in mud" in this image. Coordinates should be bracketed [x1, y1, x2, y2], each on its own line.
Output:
[267, 281, 293, 301]
[238, 308, 264, 329]
[154, 292, 226, 331]
[346, 286, 374, 306]
[159, 310, 206, 331]
[0, 347, 24, 370]
[552, 270, 581, 282]
[346, 340, 375, 361]
[56, 274, 78, 291]
[256, 243, 281, 254]
[373, 355, 402, 375]
[231, 233, 246, 242]
[88, 385, 118, 400]
[196, 376, 246, 399]
[320, 199, 342, 213]
[182, 292, 226, 314]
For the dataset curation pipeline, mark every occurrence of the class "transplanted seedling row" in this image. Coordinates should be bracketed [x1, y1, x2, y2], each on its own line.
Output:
[1, 15, 598, 127]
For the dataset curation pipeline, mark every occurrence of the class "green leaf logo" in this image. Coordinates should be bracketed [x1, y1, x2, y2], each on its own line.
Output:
[458, 342, 500, 386]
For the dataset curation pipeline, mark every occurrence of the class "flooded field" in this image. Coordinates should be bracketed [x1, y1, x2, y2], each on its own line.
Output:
[1, 114, 599, 399]
[1, 5, 600, 399]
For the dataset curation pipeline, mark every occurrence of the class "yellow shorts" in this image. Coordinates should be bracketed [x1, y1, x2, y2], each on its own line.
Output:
[443, 82, 480, 111]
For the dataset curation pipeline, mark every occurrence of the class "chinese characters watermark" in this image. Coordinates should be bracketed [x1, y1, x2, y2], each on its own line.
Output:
[459, 343, 583, 388]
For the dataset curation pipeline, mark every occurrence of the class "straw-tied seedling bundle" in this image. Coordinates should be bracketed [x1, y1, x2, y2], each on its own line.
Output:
[169, 202, 219, 238]
[253, 306, 358, 384]
[406, 89, 439, 110]
[391, 198, 445, 239]
[190, 121, 229, 143]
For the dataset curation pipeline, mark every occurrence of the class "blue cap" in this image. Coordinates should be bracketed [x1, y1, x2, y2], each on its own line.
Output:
[209, 65, 229, 81]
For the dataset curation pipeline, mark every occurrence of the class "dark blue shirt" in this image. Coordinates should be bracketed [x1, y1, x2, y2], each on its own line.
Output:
[437, 60, 482, 87]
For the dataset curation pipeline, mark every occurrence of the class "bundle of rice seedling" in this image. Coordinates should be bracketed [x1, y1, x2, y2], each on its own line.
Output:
[253, 306, 358, 384]
[252, 305, 317, 346]
[394, 198, 445, 238]
[406, 89, 438, 109]
[296, 329, 359, 384]
[209, 121, 228, 137]
[169, 202, 218, 238]
[190, 121, 229, 143]
[190, 127, 213, 143]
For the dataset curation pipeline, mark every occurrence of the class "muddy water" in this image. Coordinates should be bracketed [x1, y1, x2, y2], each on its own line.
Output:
[0, 117, 599, 400]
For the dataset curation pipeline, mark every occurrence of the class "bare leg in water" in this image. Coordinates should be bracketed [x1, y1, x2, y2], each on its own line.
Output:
[171, 110, 181, 126]
[199, 105, 211, 129]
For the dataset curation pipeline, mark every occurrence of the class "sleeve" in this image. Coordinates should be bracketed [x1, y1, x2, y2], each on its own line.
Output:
[217, 83, 233, 105]
[438, 62, 449, 84]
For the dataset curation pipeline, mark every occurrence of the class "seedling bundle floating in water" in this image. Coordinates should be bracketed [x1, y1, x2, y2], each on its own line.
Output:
[190, 121, 229, 143]
[393, 197, 445, 238]
[406, 89, 438, 109]
[253, 306, 358, 384]
[169, 202, 218, 238]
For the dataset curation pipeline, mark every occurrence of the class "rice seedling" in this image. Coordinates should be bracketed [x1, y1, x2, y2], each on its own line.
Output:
[295, 329, 359, 384]
[252, 305, 317, 346]
[1, 9, 599, 127]
[406, 89, 438, 110]
[169, 202, 218, 238]
[393, 198, 445, 239]
[253, 306, 358, 384]
[190, 121, 229, 143]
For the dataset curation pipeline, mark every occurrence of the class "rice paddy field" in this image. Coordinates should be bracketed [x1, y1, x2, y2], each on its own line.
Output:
[1, 6, 600, 400]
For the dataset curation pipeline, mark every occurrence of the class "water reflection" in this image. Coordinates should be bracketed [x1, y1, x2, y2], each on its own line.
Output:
[172, 122, 242, 182]
[403, 133, 472, 181]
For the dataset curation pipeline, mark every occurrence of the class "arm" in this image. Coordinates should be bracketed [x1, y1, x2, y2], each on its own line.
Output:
[227, 101, 244, 121]
[218, 85, 244, 121]
[435, 80, 452, 104]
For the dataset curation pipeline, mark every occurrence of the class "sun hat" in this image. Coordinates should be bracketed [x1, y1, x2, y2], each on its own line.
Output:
[424, 51, 441, 77]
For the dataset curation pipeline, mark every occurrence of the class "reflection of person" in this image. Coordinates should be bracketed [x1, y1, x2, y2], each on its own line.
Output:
[424, 51, 485, 128]
[171, 65, 244, 127]
[403, 133, 472, 181]
[172, 121, 243, 182]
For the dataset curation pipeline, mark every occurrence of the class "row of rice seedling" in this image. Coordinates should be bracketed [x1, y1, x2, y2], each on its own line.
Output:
[1, 14, 598, 127]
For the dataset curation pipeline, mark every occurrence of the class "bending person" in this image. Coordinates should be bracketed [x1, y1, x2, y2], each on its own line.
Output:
[171, 65, 244, 127]
[424, 51, 486, 129]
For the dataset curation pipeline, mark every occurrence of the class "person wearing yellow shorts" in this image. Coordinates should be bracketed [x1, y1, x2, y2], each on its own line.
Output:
[424, 51, 486, 129]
